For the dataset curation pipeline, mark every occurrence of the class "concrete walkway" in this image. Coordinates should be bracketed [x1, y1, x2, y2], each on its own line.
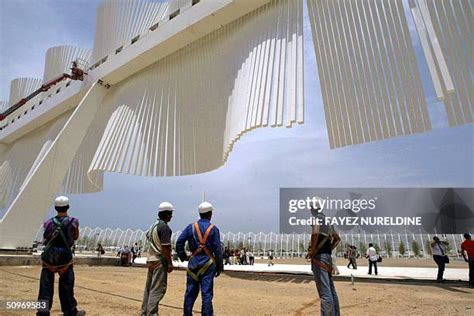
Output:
[134, 258, 469, 282]
[3, 253, 468, 283]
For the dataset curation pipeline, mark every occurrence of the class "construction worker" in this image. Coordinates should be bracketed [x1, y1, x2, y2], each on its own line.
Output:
[141, 202, 174, 316]
[176, 201, 223, 316]
[308, 199, 341, 316]
[70, 61, 84, 81]
[37, 196, 85, 316]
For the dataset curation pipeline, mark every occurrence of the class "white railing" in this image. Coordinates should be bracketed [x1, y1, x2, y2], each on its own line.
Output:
[35, 226, 469, 259]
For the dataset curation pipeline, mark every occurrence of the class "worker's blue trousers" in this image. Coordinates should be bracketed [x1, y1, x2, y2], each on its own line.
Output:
[183, 264, 215, 316]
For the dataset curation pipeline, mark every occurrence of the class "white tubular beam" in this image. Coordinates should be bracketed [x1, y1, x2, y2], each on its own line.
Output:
[416, 0, 454, 92]
[0, 82, 107, 249]
[409, 1, 444, 100]
[423, 0, 473, 126]
[307, 0, 432, 148]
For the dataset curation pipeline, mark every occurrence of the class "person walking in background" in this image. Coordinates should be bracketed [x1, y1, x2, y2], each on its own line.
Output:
[431, 236, 449, 283]
[96, 243, 105, 258]
[346, 246, 357, 269]
[461, 233, 474, 287]
[240, 248, 246, 265]
[366, 243, 378, 275]
[268, 250, 274, 266]
[141, 202, 174, 316]
[120, 246, 131, 266]
[132, 242, 139, 263]
[224, 247, 231, 265]
[248, 250, 255, 265]
[350, 246, 358, 269]
[345, 245, 352, 268]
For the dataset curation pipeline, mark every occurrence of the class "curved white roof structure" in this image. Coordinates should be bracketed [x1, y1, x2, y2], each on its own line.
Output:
[0, 0, 472, 248]
[91, 0, 168, 65]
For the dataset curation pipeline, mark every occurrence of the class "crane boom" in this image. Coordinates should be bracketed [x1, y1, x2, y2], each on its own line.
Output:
[0, 62, 86, 122]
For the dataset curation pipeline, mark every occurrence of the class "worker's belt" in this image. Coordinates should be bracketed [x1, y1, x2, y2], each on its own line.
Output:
[42, 261, 73, 275]
[312, 258, 333, 274]
[147, 255, 168, 273]
[187, 222, 215, 281]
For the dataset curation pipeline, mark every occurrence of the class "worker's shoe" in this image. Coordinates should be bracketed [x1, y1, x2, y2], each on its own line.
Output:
[76, 310, 86, 316]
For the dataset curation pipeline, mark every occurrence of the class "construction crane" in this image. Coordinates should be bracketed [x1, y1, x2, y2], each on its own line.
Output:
[0, 61, 87, 122]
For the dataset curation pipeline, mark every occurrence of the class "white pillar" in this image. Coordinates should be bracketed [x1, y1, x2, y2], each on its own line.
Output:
[0, 83, 107, 248]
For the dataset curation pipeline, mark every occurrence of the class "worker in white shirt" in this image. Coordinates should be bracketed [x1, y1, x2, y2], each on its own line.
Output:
[366, 243, 378, 275]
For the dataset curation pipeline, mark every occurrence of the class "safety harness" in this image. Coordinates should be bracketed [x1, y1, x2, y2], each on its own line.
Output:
[146, 220, 168, 272]
[311, 226, 334, 274]
[187, 222, 215, 281]
[41, 217, 73, 275]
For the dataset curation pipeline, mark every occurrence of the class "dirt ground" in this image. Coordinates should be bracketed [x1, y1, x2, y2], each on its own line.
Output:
[1, 266, 473, 316]
[255, 257, 468, 269]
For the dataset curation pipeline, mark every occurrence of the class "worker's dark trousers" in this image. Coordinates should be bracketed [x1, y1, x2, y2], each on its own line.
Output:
[433, 255, 446, 281]
[184, 264, 215, 316]
[37, 265, 78, 316]
[469, 257, 474, 286]
[368, 260, 378, 275]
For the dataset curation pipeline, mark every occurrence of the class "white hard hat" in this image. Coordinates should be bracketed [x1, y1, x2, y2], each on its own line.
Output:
[198, 201, 214, 214]
[55, 196, 69, 207]
[158, 202, 174, 212]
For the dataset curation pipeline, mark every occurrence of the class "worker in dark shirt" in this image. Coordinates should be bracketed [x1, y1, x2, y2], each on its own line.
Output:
[176, 201, 223, 316]
[308, 200, 341, 316]
[141, 202, 174, 315]
[37, 196, 84, 316]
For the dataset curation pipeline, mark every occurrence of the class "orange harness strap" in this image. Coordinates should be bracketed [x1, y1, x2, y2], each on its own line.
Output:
[192, 222, 215, 260]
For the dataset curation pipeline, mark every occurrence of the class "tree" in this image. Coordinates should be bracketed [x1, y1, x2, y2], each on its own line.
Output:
[444, 241, 452, 255]
[399, 241, 406, 256]
[384, 240, 392, 257]
[425, 240, 432, 256]
[411, 240, 420, 257]
[336, 241, 345, 256]
[359, 242, 367, 256]
[373, 243, 381, 254]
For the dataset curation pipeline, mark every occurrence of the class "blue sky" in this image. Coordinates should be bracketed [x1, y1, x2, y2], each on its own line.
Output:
[0, 0, 472, 233]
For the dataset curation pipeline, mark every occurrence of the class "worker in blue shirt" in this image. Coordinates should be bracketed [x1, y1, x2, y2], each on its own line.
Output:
[176, 201, 223, 316]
